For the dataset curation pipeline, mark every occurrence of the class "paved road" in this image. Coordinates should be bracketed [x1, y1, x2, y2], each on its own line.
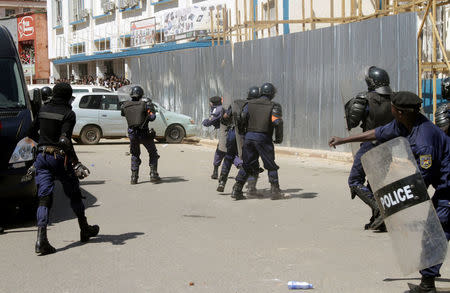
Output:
[1, 140, 448, 293]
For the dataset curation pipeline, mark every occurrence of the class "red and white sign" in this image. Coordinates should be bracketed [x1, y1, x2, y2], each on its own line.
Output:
[18, 15, 35, 41]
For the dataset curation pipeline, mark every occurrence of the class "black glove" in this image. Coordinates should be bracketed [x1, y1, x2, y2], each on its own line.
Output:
[21, 164, 36, 182]
[73, 162, 90, 179]
[149, 128, 156, 139]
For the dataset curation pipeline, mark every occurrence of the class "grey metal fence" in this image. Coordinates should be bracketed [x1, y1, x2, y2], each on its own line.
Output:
[129, 12, 417, 150]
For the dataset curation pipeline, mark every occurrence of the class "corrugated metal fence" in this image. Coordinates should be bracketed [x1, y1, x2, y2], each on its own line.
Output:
[129, 12, 418, 151]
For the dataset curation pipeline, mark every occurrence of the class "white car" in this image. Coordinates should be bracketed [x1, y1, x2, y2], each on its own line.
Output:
[71, 92, 196, 144]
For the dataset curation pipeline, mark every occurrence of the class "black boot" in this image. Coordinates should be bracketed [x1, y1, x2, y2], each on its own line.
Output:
[231, 181, 246, 200]
[131, 170, 139, 185]
[150, 165, 161, 182]
[246, 178, 258, 196]
[78, 216, 100, 243]
[409, 276, 436, 293]
[35, 226, 56, 255]
[211, 165, 219, 179]
[216, 174, 227, 192]
[270, 182, 284, 200]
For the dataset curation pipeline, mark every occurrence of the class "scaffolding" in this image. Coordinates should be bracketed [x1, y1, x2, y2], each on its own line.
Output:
[210, 0, 449, 121]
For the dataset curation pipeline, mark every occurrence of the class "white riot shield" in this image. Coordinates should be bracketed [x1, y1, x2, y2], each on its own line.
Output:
[217, 122, 227, 153]
[361, 137, 448, 275]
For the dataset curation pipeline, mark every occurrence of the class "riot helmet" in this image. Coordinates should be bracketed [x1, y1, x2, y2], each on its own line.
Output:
[52, 82, 73, 102]
[41, 86, 53, 103]
[442, 77, 450, 100]
[365, 66, 392, 95]
[209, 96, 222, 106]
[435, 103, 449, 131]
[130, 85, 144, 101]
[247, 86, 260, 100]
[260, 82, 276, 99]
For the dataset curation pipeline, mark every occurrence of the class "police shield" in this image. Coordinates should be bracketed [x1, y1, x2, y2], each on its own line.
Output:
[217, 121, 227, 153]
[231, 99, 246, 158]
[361, 137, 448, 275]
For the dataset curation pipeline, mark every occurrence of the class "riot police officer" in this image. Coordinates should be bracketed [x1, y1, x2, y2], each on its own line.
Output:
[216, 86, 260, 193]
[345, 66, 394, 230]
[26, 82, 99, 255]
[231, 82, 283, 200]
[202, 96, 225, 179]
[121, 85, 161, 185]
[329, 91, 450, 293]
[41, 86, 53, 104]
[435, 103, 449, 136]
[442, 77, 450, 100]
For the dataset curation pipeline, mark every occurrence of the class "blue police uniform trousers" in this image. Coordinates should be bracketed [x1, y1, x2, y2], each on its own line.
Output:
[420, 203, 450, 277]
[220, 129, 243, 175]
[128, 128, 159, 171]
[213, 148, 226, 167]
[34, 152, 85, 227]
[348, 141, 376, 194]
[236, 133, 279, 184]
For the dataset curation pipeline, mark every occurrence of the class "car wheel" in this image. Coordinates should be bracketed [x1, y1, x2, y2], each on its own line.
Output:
[165, 124, 185, 143]
[80, 125, 101, 145]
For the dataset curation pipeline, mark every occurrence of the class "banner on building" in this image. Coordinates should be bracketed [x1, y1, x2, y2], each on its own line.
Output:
[17, 15, 35, 41]
[131, 17, 157, 47]
[163, 6, 213, 42]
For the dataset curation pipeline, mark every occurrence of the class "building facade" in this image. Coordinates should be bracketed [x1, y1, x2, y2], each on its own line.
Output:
[47, 0, 381, 83]
[0, 0, 46, 18]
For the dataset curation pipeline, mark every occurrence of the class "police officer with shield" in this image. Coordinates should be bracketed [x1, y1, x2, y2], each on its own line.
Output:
[121, 85, 161, 185]
[329, 91, 450, 293]
[216, 86, 260, 193]
[202, 96, 226, 179]
[231, 82, 283, 200]
[26, 82, 99, 255]
[344, 66, 394, 230]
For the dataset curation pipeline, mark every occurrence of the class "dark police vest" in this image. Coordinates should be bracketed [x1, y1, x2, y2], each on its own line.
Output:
[38, 103, 73, 146]
[122, 101, 147, 128]
[362, 92, 394, 132]
[247, 97, 274, 134]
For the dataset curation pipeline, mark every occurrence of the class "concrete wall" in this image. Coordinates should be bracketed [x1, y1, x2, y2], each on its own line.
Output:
[34, 13, 50, 82]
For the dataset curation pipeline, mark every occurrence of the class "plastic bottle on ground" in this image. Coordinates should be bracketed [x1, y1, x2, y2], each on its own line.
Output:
[287, 281, 313, 290]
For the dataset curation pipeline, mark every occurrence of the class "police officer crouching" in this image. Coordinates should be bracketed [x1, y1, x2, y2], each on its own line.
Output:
[121, 85, 161, 184]
[231, 82, 284, 200]
[26, 82, 99, 255]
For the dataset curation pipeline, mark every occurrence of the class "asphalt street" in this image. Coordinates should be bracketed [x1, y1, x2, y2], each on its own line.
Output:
[1, 140, 449, 293]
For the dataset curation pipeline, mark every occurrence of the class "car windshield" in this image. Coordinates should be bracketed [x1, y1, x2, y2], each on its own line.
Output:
[0, 58, 26, 109]
[72, 89, 90, 93]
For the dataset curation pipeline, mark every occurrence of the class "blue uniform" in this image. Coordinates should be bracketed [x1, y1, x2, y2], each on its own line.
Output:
[375, 114, 450, 277]
[203, 105, 226, 167]
[235, 98, 280, 184]
[348, 141, 376, 193]
[128, 111, 159, 171]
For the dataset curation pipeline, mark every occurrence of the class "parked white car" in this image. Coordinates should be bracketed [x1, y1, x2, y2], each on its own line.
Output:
[28, 84, 112, 94]
[71, 92, 196, 144]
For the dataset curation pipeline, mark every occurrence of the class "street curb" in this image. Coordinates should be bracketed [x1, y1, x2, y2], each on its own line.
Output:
[183, 137, 353, 163]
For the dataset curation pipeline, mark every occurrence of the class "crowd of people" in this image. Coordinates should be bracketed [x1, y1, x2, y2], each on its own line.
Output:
[54, 75, 131, 91]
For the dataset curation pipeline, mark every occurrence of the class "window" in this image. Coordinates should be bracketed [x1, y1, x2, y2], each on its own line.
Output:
[53, 0, 63, 26]
[101, 95, 119, 110]
[93, 88, 111, 93]
[72, 89, 89, 93]
[23, 8, 31, 13]
[0, 59, 26, 108]
[70, 42, 85, 55]
[79, 95, 102, 109]
[94, 38, 111, 51]
[71, 0, 85, 22]
[5, 9, 16, 17]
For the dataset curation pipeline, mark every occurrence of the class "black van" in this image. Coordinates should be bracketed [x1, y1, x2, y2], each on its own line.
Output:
[0, 25, 40, 209]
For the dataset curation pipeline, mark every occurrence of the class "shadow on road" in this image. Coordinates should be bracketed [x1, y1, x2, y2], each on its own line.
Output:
[384, 277, 450, 283]
[80, 180, 106, 186]
[138, 176, 188, 185]
[57, 232, 145, 252]
[1, 182, 99, 231]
